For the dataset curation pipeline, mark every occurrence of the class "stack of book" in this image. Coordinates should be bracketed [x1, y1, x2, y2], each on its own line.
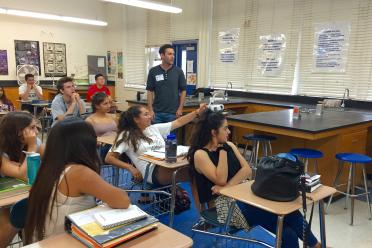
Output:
[0, 177, 30, 200]
[304, 172, 322, 193]
[65, 204, 158, 248]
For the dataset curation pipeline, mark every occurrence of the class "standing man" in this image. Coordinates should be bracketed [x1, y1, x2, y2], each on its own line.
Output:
[19, 74, 43, 113]
[146, 44, 186, 123]
[51, 77, 86, 126]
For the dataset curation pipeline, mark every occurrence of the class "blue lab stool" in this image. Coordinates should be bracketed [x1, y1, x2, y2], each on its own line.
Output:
[326, 153, 372, 225]
[290, 148, 323, 173]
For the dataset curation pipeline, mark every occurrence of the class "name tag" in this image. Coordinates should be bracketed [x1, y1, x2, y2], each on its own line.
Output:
[155, 74, 164, 81]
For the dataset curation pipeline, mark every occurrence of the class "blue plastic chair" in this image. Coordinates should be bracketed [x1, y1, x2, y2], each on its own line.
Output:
[326, 153, 372, 225]
[290, 148, 323, 173]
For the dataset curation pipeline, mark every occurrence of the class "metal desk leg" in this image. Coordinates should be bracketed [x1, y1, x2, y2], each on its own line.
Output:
[169, 168, 181, 227]
[224, 200, 236, 233]
[142, 162, 151, 190]
[33, 105, 37, 117]
[319, 200, 327, 248]
[275, 215, 284, 248]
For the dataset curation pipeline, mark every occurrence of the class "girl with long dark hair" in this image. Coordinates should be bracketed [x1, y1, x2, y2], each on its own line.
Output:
[0, 111, 43, 247]
[24, 118, 130, 244]
[0, 86, 15, 112]
[106, 104, 207, 185]
[186, 110, 323, 248]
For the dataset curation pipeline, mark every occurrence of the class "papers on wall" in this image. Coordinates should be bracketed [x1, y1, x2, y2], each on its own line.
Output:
[219, 28, 240, 63]
[97, 58, 105, 68]
[313, 22, 351, 73]
[258, 34, 286, 76]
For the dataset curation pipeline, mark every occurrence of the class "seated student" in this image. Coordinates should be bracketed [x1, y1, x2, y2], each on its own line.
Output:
[85, 92, 117, 137]
[0, 111, 44, 248]
[86, 74, 111, 102]
[0, 86, 15, 112]
[105, 104, 207, 185]
[186, 110, 323, 248]
[24, 118, 130, 244]
[51, 77, 86, 126]
[19, 74, 43, 114]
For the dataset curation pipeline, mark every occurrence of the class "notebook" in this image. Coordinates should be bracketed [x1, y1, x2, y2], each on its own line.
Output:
[66, 204, 159, 248]
[143, 145, 189, 160]
[93, 204, 148, 229]
[0, 177, 30, 200]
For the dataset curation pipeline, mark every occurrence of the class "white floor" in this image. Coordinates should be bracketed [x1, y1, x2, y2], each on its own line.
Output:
[310, 197, 372, 248]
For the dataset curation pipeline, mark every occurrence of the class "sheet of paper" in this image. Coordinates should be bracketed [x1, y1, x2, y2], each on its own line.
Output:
[187, 60, 194, 73]
[97, 58, 105, 67]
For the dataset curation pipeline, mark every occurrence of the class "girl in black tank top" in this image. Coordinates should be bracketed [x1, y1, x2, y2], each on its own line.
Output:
[187, 110, 322, 248]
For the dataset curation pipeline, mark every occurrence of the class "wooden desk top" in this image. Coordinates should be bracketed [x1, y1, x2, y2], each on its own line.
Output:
[0, 192, 29, 208]
[97, 134, 116, 146]
[220, 181, 336, 216]
[138, 156, 189, 169]
[23, 223, 193, 248]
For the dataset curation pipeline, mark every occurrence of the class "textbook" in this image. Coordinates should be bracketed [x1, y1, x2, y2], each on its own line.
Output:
[65, 205, 159, 248]
[93, 204, 148, 229]
[0, 177, 30, 200]
[143, 145, 189, 160]
[304, 172, 321, 184]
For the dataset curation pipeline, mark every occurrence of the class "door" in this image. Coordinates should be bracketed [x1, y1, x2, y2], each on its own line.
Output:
[173, 41, 198, 95]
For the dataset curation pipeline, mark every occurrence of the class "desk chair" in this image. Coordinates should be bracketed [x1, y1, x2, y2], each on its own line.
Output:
[190, 178, 274, 247]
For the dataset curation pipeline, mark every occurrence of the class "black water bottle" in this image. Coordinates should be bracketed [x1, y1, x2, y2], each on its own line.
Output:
[165, 134, 177, 163]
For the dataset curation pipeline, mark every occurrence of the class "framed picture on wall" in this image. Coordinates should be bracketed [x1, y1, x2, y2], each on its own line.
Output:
[14, 40, 41, 74]
[0, 50, 8, 75]
[43, 42, 67, 77]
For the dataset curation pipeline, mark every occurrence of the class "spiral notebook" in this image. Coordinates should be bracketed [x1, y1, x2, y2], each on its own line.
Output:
[93, 204, 148, 230]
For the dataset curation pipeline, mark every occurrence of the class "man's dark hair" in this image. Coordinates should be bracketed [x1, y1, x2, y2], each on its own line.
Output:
[57, 76, 74, 92]
[159, 44, 174, 55]
[25, 74, 34, 81]
[95, 73, 104, 80]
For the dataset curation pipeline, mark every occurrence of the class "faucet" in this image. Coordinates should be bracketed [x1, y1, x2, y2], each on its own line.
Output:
[341, 88, 350, 108]
[224, 82, 233, 100]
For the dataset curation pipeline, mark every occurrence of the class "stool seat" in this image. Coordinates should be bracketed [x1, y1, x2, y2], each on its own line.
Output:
[335, 153, 372, 164]
[243, 134, 277, 141]
[290, 148, 323, 159]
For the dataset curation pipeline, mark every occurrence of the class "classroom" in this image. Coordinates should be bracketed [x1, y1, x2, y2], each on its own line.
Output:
[1, 0, 372, 247]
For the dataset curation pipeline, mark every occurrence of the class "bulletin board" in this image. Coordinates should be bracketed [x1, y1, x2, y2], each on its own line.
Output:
[87, 55, 107, 84]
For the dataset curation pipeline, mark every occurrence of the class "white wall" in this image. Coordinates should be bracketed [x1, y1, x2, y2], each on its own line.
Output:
[0, 0, 107, 80]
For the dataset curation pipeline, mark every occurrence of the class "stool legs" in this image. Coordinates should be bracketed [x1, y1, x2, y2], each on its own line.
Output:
[345, 164, 353, 210]
[361, 164, 372, 220]
[350, 163, 356, 225]
[326, 160, 344, 212]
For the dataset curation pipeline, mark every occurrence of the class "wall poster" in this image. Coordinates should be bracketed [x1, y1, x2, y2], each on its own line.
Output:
[258, 34, 286, 76]
[313, 22, 351, 73]
[219, 28, 240, 63]
[14, 40, 41, 74]
[0, 50, 8, 75]
[117, 51, 123, 79]
[43, 42, 67, 77]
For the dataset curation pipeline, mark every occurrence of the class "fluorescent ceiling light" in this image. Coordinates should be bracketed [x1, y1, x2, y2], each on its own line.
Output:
[0, 8, 108, 26]
[104, 0, 182, 14]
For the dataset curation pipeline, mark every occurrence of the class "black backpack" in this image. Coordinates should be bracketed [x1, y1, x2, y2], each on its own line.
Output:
[251, 154, 303, 202]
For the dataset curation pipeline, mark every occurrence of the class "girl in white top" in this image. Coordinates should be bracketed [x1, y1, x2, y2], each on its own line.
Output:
[105, 104, 207, 185]
[0, 111, 45, 248]
[24, 118, 130, 244]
